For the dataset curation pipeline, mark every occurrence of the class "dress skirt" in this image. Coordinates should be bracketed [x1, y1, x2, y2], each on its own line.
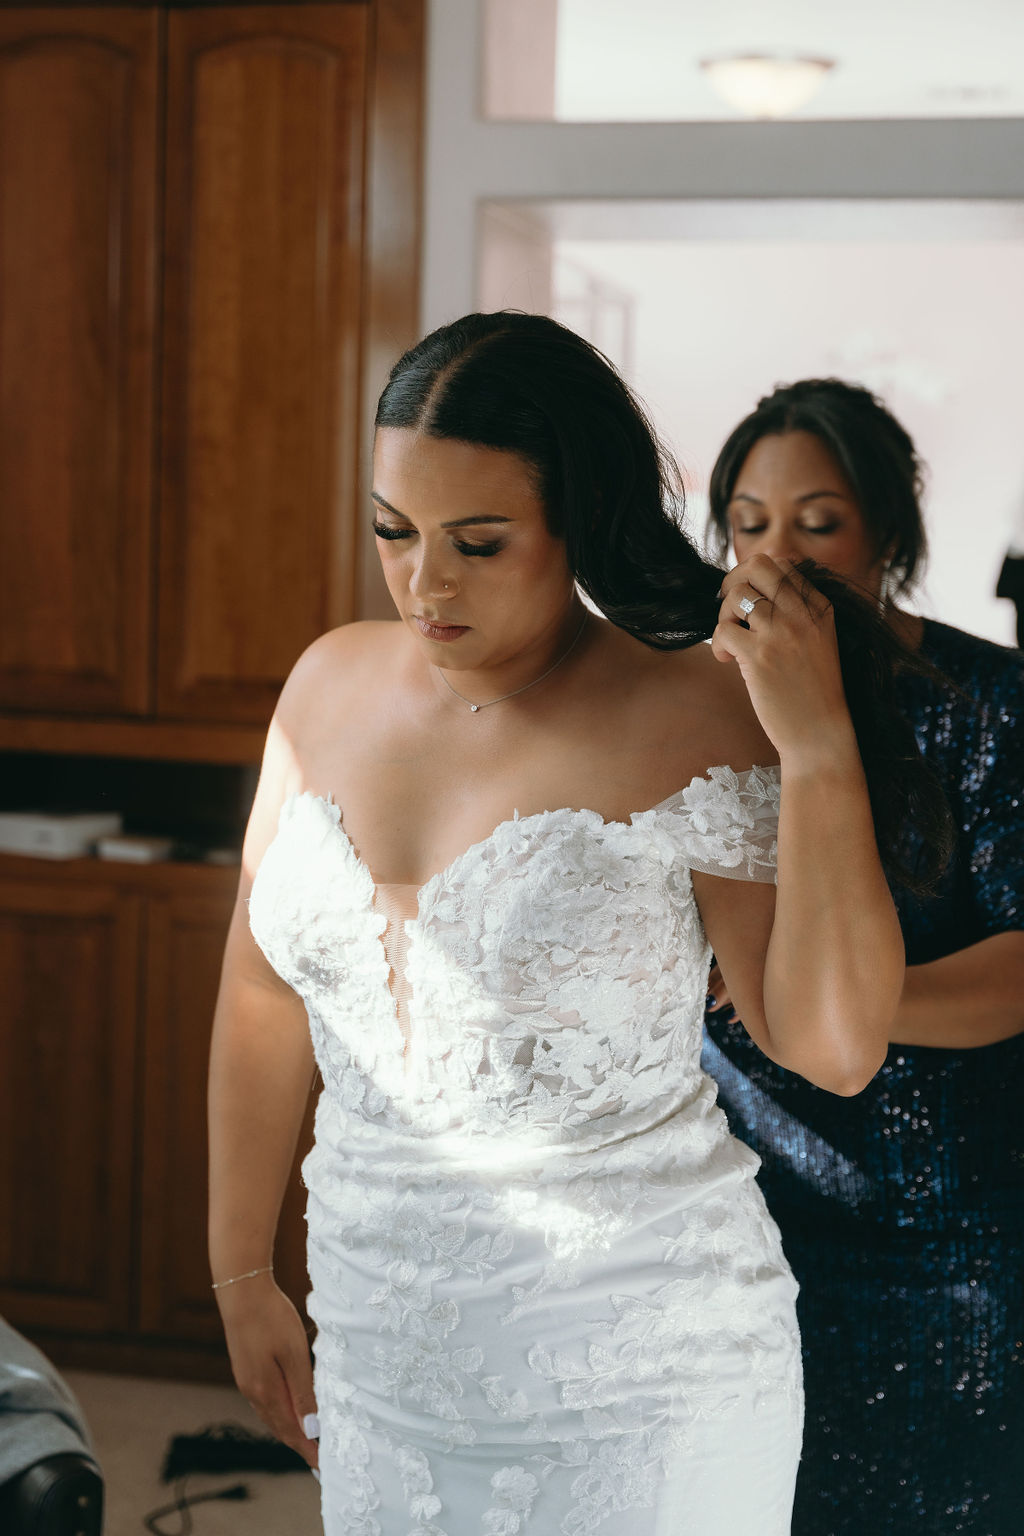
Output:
[304, 1143, 803, 1536]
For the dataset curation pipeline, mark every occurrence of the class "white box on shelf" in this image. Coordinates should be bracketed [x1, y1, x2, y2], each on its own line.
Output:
[0, 811, 123, 860]
[96, 834, 174, 864]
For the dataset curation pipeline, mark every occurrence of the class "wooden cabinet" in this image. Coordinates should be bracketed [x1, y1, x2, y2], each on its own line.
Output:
[0, 855, 313, 1376]
[0, 878, 141, 1333]
[0, 9, 159, 715]
[0, 1, 422, 737]
[158, 6, 370, 722]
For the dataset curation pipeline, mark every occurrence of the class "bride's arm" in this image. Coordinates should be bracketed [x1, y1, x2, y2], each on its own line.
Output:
[208, 682, 319, 1464]
[691, 554, 902, 1096]
[692, 751, 900, 1096]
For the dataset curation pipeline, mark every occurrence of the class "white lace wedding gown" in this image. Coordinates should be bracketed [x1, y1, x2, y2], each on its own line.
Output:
[248, 766, 803, 1536]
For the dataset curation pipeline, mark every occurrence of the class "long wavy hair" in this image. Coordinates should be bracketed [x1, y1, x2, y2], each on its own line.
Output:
[376, 312, 951, 890]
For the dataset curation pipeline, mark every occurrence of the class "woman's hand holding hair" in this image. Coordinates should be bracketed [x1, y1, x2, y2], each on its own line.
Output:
[704, 551, 902, 1096]
[215, 1272, 320, 1470]
[711, 554, 855, 767]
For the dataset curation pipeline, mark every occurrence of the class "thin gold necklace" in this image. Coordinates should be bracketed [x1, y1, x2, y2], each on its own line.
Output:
[436, 614, 588, 713]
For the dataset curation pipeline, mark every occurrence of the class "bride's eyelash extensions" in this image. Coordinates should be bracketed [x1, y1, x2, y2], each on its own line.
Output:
[456, 540, 504, 557]
[371, 520, 505, 558]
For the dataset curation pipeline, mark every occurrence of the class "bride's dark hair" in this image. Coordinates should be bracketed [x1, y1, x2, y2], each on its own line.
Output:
[376, 311, 950, 890]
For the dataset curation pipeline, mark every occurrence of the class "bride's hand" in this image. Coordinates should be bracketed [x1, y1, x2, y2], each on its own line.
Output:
[216, 1275, 320, 1469]
[711, 554, 855, 765]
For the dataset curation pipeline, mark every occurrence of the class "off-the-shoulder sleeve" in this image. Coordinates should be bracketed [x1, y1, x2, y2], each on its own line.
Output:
[632, 764, 780, 883]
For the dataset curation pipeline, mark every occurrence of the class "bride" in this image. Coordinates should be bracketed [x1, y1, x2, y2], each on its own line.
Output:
[208, 312, 940, 1534]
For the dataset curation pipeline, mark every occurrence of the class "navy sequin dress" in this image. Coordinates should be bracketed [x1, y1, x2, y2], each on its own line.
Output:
[703, 619, 1024, 1534]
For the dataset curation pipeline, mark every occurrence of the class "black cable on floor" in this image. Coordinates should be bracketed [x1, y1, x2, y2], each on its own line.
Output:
[143, 1476, 249, 1535]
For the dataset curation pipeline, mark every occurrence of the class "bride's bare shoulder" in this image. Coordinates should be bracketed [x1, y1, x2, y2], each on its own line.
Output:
[633, 637, 776, 774]
[246, 623, 406, 830]
[288, 619, 402, 681]
[276, 621, 405, 723]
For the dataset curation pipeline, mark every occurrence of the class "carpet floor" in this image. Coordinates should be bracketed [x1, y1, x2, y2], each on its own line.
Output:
[65, 1370, 322, 1536]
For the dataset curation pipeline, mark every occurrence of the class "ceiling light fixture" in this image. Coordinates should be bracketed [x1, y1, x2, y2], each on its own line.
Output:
[700, 55, 836, 119]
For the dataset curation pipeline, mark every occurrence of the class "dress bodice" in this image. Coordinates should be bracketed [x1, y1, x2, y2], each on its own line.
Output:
[249, 765, 780, 1169]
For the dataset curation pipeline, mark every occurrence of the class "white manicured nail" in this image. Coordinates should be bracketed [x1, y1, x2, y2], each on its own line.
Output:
[303, 1412, 321, 1440]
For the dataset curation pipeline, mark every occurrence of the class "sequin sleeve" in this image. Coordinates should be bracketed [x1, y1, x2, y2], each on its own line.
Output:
[962, 653, 1024, 934]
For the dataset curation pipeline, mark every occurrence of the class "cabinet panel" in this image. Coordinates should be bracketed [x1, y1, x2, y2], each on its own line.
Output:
[0, 881, 141, 1334]
[158, 5, 369, 724]
[139, 890, 314, 1344]
[0, 10, 158, 714]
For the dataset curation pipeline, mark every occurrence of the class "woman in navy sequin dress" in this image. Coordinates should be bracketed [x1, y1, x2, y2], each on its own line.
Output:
[702, 380, 1024, 1535]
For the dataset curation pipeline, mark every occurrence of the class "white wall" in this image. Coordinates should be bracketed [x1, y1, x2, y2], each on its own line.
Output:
[424, 1, 1024, 328]
[552, 236, 1024, 643]
[423, 0, 1024, 643]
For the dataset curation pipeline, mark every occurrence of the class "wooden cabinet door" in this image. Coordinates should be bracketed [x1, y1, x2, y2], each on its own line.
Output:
[157, 5, 369, 725]
[0, 9, 158, 714]
[138, 889, 314, 1344]
[0, 879, 141, 1335]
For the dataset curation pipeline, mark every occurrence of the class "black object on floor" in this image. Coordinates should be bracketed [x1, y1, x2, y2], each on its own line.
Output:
[144, 1421, 310, 1534]
[144, 1479, 248, 1536]
[0, 1451, 104, 1536]
[160, 1421, 307, 1480]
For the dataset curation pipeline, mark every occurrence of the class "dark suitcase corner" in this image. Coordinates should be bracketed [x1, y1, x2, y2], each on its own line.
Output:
[0, 1451, 103, 1536]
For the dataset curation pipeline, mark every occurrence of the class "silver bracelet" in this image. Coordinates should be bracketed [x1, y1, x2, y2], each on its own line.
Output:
[211, 1264, 273, 1291]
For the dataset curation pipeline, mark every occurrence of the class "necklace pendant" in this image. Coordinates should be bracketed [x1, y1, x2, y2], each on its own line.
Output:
[435, 612, 587, 714]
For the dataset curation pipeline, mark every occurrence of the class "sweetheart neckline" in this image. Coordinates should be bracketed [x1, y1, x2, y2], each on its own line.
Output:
[284, 792, 655, 908]
[281, 764, 775, 907]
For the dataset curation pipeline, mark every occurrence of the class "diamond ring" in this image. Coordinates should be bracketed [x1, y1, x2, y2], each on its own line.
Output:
[738, 595, 763, 616]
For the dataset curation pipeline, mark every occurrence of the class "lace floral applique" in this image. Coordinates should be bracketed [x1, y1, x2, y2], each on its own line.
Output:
[482, 1466, 540, 1534]
[394, 1444, 446, 1534]
[526, 1402, 672, 1536]
[479, 1376, 548, 1442]
[633, 764, 780, 883]
[319, 1183, 502, 1448]
[320, 1384, 381, 1536]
